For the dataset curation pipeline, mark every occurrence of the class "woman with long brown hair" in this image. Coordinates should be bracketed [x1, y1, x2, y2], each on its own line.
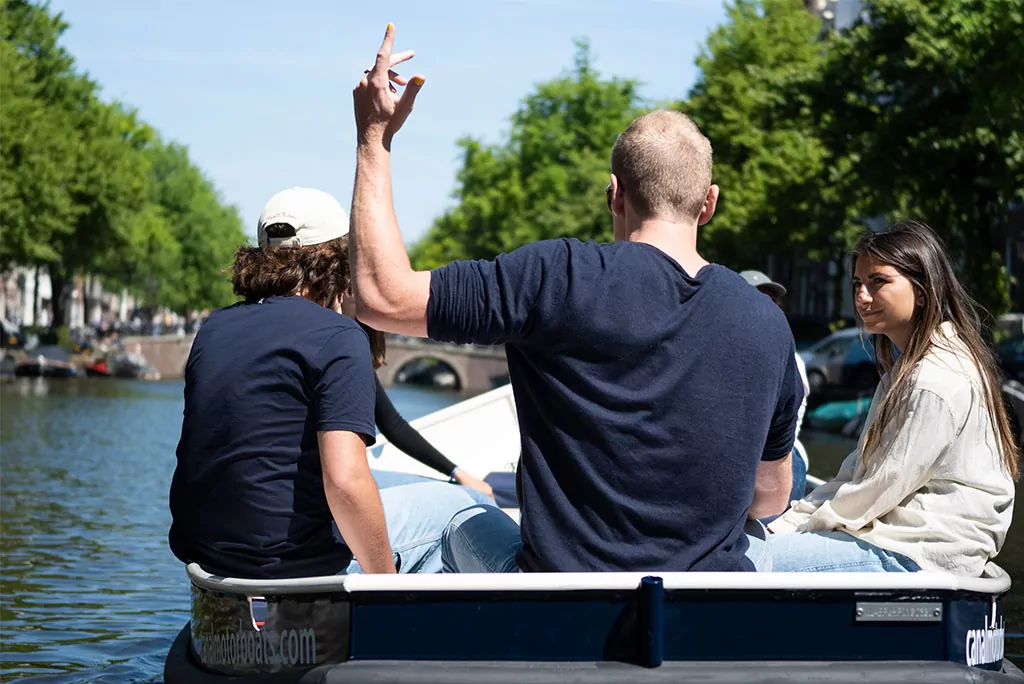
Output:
[768, 221, 1017, 575]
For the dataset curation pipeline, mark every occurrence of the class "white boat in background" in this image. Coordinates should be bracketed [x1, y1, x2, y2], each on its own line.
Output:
[367, 383, 521, 481]
[365, 383, 824, 514]
[106, 349, 151, 378]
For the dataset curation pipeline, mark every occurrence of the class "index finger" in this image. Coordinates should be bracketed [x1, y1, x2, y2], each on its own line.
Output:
[372, 23, 396, 77]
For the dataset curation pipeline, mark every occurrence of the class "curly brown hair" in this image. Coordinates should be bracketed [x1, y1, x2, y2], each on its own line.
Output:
[231, 235, 386, 368]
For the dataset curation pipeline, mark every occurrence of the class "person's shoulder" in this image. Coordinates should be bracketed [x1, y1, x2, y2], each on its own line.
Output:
[205, 300, 247, 319]
[296, 308, 366, 347]
[192, 300, 247, 335]
[504, 238, 578, 260]
[520, 238, 673, 267]
[262, 296, 354, 329]
[913, 338, 983, 409]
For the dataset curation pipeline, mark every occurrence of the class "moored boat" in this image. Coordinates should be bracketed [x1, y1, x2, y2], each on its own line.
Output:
[84, 359, 113, 377]
[164, 384, 1022, 683]
[13, 345, 78, 379]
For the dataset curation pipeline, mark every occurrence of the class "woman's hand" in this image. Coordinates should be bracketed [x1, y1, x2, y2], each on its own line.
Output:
[452, 468, 495, 502]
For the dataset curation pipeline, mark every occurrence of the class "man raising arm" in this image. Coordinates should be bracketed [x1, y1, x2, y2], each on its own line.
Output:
[348, 25, 802, 575]
[350, 23, 430, 337]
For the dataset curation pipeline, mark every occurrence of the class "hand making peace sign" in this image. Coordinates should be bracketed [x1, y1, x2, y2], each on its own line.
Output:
[353, 24, 425, 149]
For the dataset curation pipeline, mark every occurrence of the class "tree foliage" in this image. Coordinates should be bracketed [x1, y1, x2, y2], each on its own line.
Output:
[410, 0, 1022, 315]
[409, 42, 642, 270]
[813, 0, 1024, 313]
[0, 0, 246, 325]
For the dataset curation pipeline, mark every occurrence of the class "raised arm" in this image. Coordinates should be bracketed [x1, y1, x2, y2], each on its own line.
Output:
[350, 26, 570, 348]
[350, 24, 430, 337]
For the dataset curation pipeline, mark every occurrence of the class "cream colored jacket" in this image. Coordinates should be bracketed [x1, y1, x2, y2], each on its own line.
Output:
[769, 323, 1015, 576]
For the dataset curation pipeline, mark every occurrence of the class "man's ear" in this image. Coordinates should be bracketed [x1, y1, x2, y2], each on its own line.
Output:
[609, 173, 626, 217]
[697, 184, 720, 226]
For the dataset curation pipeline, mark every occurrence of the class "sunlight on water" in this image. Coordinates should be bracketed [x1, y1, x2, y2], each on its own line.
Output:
[0, 378, 462, 683]
[1, 380, 1021, 681]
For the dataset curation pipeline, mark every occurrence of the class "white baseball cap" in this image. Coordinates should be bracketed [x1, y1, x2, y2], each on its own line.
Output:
[257, 187, 349, 248]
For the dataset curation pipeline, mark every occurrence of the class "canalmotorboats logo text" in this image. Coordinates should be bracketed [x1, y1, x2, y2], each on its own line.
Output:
[199, 619, 316, 667]
[965, 604, 1004, 668]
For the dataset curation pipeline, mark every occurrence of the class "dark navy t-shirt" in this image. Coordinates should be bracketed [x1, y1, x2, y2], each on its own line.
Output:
[428, 239, 802, 572]
[169, 295, 377, 579]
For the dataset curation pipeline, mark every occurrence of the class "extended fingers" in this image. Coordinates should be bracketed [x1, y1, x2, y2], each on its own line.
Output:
[392, 74, 426, 120]
[389, 49, 414, 69]
[371, 23, 395, 83]
[388, 69, 408, 86]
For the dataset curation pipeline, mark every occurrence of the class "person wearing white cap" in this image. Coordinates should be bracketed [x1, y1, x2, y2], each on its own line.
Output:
[169, 187, 490, 580]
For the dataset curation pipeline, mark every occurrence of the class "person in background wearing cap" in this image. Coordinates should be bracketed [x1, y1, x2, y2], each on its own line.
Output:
[740, 270, 810, 514]
[346, 27, 803, 574]
[168, 187, 490, 579]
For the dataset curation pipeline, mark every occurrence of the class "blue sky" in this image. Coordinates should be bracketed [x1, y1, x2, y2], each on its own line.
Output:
[50, 0, 727, 245]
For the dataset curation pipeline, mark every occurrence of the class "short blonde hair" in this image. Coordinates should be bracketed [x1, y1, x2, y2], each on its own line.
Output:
[610, 110, 713, 221]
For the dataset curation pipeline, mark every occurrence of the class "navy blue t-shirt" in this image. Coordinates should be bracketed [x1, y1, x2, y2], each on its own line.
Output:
[428, 239, 802, 572]
[168, 295, 377, 579]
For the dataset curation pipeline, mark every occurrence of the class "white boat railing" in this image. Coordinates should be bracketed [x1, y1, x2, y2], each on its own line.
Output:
[186, 562, 1011, 596]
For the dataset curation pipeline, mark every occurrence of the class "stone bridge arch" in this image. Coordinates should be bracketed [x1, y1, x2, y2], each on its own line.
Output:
[118, 334, 509, 393]
[379, 338, 507, 393]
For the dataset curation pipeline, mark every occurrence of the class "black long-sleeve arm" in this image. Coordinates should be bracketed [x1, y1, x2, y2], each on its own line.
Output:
[374, 374, 458, 478]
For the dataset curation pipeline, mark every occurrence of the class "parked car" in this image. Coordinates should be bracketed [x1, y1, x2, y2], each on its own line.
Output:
[799, 328, 877, 394]
[998, 335, 1024, 383]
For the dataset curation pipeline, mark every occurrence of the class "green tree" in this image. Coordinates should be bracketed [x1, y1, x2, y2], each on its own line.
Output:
[681, 0, 870, 318]
[815, 0, 1024, 313]
[49, 101, 156, 326]
[0, 0, 81, 270]
[410, 42, 642, 269]
[683, 0, 826, 259]
[1, 0, 246, 324]
[145, 140, 246, 312]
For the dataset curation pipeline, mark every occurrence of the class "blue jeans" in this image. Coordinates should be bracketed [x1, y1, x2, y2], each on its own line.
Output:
[790, 443, 808, 503]
[768, 530, 920, 572]
[344, 471, 493, 574]
[441, 506, 773, 572]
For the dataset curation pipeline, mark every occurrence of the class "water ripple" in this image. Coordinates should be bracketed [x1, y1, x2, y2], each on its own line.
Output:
[6, 377, 1020, 680]
[1, 377, 458, 682]
[1, 379, 189, 683]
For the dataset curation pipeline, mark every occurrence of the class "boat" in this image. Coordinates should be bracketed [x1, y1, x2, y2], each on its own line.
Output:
[84, 347, 157, 380]
[806, 396, 871, 436]
[106, 347, 151, 379]
[1005, 380, 1024, 443]
[84, 358, 113, 377]
[13, 345, 78, 378]
[164, 384, 1022, 683]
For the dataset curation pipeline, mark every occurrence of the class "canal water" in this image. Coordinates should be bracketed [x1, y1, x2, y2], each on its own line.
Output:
[0, 378, 1021, 681]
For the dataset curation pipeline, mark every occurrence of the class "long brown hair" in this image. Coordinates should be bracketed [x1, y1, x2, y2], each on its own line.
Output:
[231, 233, 387, 367]
[851, 221, 1018, 479]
